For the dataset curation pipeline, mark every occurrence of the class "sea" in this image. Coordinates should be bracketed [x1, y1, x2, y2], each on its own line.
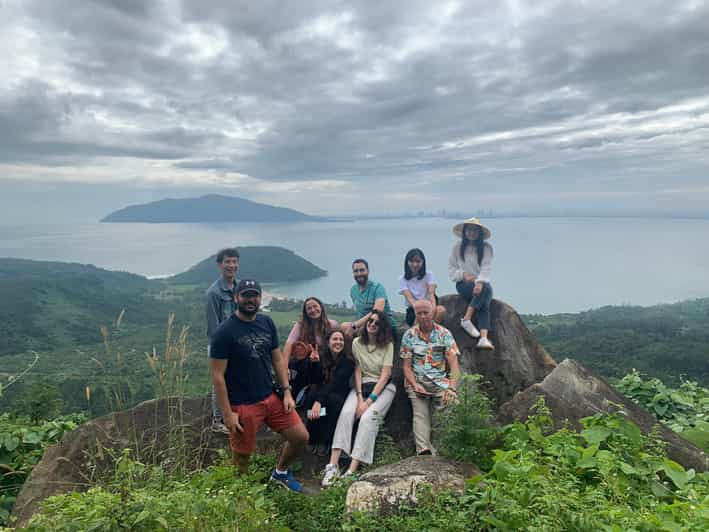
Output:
[1, 217, 708, 315]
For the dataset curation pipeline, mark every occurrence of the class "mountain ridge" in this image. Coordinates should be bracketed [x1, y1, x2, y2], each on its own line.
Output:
[101, 194, 326, 223]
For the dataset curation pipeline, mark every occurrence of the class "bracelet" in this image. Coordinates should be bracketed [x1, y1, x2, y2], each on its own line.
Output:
[369, 392, 378, 402]
[351, 322, 358, 330]
[356, 391, 363, 397]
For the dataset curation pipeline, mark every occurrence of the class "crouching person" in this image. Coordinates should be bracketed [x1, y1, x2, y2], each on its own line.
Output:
[210, 279, 309, 492]
[401, 300, 461, 456]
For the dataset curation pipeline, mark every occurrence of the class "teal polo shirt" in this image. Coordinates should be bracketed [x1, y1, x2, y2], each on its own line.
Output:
[350, 280, 395, 327]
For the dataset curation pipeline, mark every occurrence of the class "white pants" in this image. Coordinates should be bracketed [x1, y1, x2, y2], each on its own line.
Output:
[331, 383, 396, 464]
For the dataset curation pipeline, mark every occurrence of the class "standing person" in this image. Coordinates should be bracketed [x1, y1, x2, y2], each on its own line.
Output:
[321, 310, 396, 486]
[206, 247, 240, 434]
[284, 297, 339, 403]
[448, 218, 495, 350]
[304, 329, 355, 457]
[210, 280, 309, 492]
[342, 258, 395, 336]
[401, 300, 460, 455]
[399, 248, 447, 327]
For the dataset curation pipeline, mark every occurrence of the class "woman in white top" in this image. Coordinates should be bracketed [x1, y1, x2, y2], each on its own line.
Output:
[448, 218, 495, 350]
[399, 248, 446, 326]
[321, 310, 396, 486]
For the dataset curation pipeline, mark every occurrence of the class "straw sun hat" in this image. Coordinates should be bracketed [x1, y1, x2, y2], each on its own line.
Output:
[452, 217, 492, 240]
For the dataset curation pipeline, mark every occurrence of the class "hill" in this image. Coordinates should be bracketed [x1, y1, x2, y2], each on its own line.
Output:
[101, 194, 325, 223]
[0, 258, 169, 356]
[168, 246, 327, 285]
[523, 297, 709, 386]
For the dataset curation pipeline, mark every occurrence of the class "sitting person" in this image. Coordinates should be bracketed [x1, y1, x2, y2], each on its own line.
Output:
[399, 248, 446, 327]
[321, 310, 396, 486]
[447, 217, 495, 350]
[303, 329, 355, 457]
[342, 258, 395, 336]
[401, 300, 461, 455]
[284, 297, 339, 402]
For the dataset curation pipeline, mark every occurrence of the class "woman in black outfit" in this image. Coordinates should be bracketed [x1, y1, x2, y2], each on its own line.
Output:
[304, 329, 355, 457]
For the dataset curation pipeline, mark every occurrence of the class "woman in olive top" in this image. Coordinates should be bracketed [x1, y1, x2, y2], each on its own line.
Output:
[321, 310, 396, 486]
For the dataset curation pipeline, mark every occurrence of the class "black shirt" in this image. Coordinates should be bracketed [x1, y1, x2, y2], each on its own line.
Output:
[210, 313, 278, 405]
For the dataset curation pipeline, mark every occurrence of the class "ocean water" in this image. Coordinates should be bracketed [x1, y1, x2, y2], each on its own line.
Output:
[1, 217, 708, 314]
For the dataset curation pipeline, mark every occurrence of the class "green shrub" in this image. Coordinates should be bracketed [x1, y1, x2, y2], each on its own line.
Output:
[434, 374, 499, 469]
[615, 370, 709, 451]
[0, 414, 85, 526]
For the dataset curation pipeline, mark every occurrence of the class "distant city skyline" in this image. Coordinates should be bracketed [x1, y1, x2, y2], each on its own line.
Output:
[1, 1, 709, 223]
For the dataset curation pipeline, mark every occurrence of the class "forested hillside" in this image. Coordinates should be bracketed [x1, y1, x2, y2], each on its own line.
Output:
[524, 298, 709, 386]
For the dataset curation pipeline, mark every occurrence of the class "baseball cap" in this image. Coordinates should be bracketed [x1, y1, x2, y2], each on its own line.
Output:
[236, 279, 262, 295]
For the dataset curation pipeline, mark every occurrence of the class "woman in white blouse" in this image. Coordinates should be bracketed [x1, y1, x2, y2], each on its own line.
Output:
[448, 218, 495, 350]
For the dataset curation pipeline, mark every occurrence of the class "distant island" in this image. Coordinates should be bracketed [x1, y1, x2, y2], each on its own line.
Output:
[168, 246, 327, 285]
[101, 194, 326, 223]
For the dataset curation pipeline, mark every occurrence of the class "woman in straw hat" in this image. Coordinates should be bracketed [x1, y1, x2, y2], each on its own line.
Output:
[447, 218, 495, 349]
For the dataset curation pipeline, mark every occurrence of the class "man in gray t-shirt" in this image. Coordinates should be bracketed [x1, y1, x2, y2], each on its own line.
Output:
[205, 247, 239, 433]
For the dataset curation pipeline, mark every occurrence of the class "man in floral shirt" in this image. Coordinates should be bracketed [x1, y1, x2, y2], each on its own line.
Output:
[400, 299, 461, 455]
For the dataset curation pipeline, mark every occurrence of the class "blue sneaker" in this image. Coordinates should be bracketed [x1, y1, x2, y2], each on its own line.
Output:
[270, 469, 303, 493]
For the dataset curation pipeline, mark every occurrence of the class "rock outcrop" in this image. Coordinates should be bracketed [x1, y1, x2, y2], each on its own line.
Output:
[345, 456, 480, 515]
[10, 395, 286, 528]
[385, 296, 557, 444]
[497, 358, 708, 472]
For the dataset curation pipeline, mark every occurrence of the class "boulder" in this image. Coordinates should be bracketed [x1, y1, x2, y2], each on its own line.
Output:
[384, 296, 557, 445]
[11, 395, 284, 528]
[497, 358, 709, 472]
[345, 455, 480, 515]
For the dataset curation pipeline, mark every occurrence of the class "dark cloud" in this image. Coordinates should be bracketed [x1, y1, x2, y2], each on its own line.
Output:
[0, 0, 708, 217]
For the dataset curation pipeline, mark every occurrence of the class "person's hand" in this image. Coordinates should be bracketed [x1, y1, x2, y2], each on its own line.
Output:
[308, 401, 322, 420]
[473, 282, 483, 295]
[224, 411, 244, 433]
[442, 388, 458, 406]
[283, 390, 296, 413]
[309, 344, 320, 362]
[355, 398, 370, 419]
[463, 272, 476, 283]
[412, 383, 432, 396]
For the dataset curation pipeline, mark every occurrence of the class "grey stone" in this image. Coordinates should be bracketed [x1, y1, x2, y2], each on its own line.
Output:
[497, 358, 709, 472]
[345, 455, 480, 515]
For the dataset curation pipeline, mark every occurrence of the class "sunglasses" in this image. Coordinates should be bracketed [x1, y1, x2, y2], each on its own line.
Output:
[367, 319, 380, 327]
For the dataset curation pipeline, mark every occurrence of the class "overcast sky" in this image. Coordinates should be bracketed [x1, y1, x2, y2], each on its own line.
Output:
[1, 0, 708, 222]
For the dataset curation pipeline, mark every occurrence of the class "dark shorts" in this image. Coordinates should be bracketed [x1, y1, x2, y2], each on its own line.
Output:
[228, 393, 302, 455]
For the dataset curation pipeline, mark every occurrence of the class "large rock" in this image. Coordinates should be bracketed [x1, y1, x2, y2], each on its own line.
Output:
[345, 455, 480, 515]
[384, 295, 557, 444]
[11, 395, 284, 528]
[498, 358, 709, 472]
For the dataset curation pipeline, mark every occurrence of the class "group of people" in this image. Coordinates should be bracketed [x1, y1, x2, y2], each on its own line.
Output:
[206, 217, 495, 492]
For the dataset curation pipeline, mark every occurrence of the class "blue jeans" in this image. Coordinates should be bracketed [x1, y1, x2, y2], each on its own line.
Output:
[455, 281, 493, 331]
[207, 344, 223, 420]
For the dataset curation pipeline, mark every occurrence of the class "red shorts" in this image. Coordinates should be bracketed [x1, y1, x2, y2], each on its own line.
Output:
[229, 393, 302, 455]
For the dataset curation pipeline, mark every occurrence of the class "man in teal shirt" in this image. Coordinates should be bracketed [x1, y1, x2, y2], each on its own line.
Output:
[343, 258, 395, 336]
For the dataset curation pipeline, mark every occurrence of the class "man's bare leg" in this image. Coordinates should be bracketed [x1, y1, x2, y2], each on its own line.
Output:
[276, 423, 309, 471]
[233, 452, 250, 474]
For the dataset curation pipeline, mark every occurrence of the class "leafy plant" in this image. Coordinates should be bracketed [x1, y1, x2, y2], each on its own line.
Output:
[434, 374, 499, 469]
[616, 370, 709, 451]
[0, 414, 85, 526]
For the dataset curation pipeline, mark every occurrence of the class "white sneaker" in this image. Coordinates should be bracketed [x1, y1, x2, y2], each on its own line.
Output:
[321, 464, 340, 487]
[460, 319, 480, 338]
[477, 337, 494, 350]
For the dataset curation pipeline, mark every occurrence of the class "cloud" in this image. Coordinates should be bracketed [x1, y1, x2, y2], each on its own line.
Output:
[1, 0, 708, 218]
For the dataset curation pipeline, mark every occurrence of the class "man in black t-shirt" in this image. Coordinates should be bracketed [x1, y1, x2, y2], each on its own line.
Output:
[210, 279, 308, 492]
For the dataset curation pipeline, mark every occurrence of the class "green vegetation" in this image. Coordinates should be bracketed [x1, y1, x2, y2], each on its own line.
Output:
[0, 414, 85, 524]
[615, 371, 709, 452]
[20, 388, 709, 530]
[524, 297, 709, 386]
[168, 246, 326, 285]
